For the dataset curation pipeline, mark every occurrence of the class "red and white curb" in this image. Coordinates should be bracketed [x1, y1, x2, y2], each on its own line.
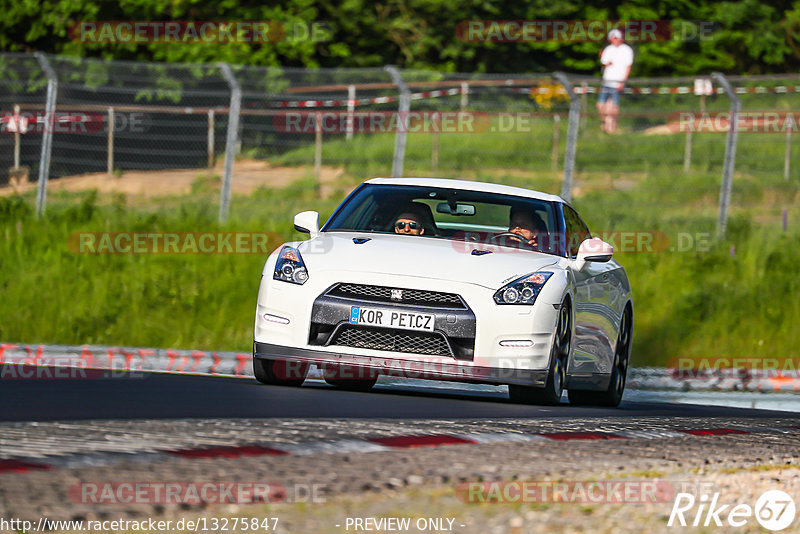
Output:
[1, 426, 798, 475]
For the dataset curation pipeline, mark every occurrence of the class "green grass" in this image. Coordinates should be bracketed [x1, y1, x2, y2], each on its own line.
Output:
[0, 180, 341, 351]
[2, 123, 800, 366]
[262, 113, 800, 183]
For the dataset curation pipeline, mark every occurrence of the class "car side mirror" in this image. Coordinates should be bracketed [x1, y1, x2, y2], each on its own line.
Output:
[575, 237, 613, 268]
[293, 211, 320, 237]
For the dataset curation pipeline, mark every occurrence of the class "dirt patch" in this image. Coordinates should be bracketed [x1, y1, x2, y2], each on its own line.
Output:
[0, 159, 346, 199]
[643, 124, 678, 135]
[0, 162, 647, 202]
[644, 114, 798, 136]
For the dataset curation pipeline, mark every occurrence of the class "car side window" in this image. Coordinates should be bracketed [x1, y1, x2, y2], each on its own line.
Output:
[563, 205, 590, 258]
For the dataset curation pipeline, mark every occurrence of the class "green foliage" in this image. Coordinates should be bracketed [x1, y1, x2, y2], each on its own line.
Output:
[0, 194, 32, 219]
[190, 173, 221, 195]
[2, 1, 800, 74]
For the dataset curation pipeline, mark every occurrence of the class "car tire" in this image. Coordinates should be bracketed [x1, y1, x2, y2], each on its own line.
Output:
[568, 305, 632, 407]
[508, 298, 571, 406]
[253, 358, 309, 387]
[322, 364, 378, 392]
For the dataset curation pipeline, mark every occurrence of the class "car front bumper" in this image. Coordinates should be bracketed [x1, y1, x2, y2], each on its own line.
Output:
[253, 341, 549, 387]
[255, 271, 561, 385]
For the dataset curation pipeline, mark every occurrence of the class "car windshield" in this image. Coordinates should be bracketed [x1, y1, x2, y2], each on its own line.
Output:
[324, 184, 562, 256]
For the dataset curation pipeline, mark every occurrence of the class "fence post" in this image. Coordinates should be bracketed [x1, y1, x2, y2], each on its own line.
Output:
[34, 52, 57, 217]
[13, 104, 20, 170]
[384, 65, 410, 178]
[785, 115, 793, 181]
[551, 114, 560, 171]
[683, 129, 692, 173]
[460, 82, 469, 110]
[236, 112, 243, 156]
[580, 81, 588, 130]
[218, 63, 241, 223]
[432, 112, 439, 173]
[207, 110, 215, 169]
[107, 107, 114, 176]
[711, 72, 740, 240]
[554, 72, 579, 202]
[314, 112, 323, 195]
[346, 85, 355, 141]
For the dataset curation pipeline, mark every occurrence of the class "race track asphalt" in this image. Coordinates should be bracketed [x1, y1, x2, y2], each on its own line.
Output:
[1, 365, 795, 421]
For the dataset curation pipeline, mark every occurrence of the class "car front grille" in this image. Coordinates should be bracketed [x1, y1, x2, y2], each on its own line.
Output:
[330, 325, 454, 357]
[326, 283, 466, 309]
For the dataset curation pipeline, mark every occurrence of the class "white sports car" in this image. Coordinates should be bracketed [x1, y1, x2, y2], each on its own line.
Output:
[253, 178, 633, 406]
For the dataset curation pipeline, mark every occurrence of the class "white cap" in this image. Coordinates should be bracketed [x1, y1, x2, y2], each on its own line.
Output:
[608, 29, 623, 41]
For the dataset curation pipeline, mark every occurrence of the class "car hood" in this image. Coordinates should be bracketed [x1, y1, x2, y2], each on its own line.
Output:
[298, 232, 560, 290]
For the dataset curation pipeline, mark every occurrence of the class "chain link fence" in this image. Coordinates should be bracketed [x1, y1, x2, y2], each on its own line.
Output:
[0, 53, 797, 233]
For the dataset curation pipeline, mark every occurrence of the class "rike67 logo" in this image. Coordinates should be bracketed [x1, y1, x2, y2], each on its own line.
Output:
[669, 490, 796, 531]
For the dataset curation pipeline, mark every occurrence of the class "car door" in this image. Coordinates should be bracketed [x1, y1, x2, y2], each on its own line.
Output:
[563, 205, 616, 375]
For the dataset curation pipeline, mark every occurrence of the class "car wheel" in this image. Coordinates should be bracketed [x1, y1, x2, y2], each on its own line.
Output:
[253, 358, 309, 387]
[322, 364, 378, 392]
[568, 305, 632, 407]
[508, 298, 571, 405]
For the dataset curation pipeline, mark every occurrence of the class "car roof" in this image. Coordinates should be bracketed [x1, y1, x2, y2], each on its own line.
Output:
[365, 177, 566, 204]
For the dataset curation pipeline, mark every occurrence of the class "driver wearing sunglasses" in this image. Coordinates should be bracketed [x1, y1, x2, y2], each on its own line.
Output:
[393, 211, 426, 236]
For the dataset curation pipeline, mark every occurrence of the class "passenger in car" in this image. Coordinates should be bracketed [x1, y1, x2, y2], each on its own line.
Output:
[508, 206, 548, 250]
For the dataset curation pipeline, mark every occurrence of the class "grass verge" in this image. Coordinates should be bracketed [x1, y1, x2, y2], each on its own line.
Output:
[1, 154, 798, 366]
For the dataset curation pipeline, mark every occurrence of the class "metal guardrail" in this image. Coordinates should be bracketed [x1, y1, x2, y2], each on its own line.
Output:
[2, 342, 799, 393]
[0, 342, 254, 377]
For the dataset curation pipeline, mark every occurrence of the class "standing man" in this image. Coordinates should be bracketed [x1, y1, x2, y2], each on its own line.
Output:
[597, 28, 634, 134]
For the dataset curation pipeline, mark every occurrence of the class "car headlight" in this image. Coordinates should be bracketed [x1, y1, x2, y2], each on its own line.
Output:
[273, 246, 309, 285]
[493, 272, 553, 305]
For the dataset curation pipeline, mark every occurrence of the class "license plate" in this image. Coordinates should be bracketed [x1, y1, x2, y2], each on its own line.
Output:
[349, 306, 435, 332]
